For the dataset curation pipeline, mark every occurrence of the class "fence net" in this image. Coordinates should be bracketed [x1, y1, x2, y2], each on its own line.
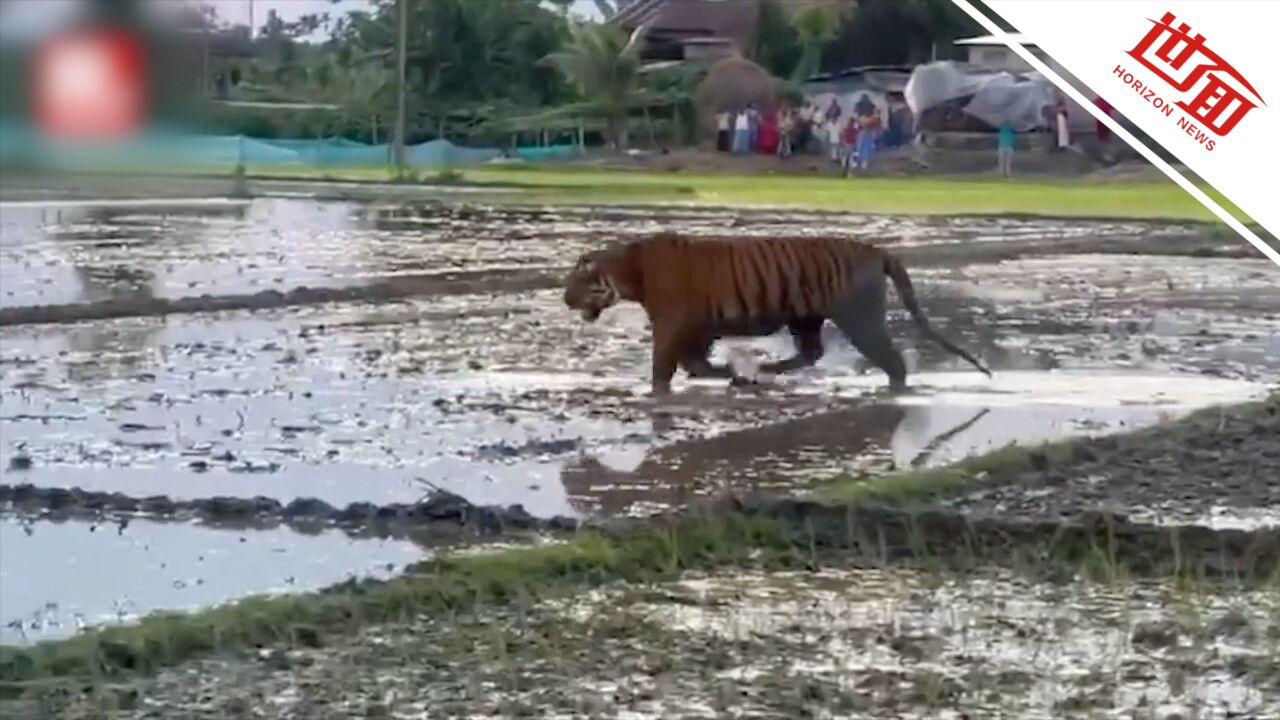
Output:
[0, 124, 581, 171]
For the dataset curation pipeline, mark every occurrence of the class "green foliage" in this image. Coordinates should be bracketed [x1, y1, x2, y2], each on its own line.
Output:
[543, 23, 648, 148]
[206, 0, 570, 142]
[791, 5, 839, 80]
[822, 0, 980, 69]
[750, 0, 801, 79]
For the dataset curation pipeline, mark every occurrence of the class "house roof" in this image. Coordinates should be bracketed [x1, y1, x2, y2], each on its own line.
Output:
[617, 0, 761, 50]
[802, 64, 915, 82]
[953, 33, 1036, 47]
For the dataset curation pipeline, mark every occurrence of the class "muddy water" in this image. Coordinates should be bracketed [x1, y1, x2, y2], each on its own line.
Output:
[0, 291, 1269, 520]
[0, 515, 423, 644]
[0, 198, 1223, 309]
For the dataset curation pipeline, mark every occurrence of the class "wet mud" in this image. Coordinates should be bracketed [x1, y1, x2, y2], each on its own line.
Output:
[33, 567, 1279, 720]
[945, 392, 1280, 527]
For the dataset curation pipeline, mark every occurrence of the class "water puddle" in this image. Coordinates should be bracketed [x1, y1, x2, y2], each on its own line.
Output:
[0, 516, 423, 644]
[568, 370, 1270, 515]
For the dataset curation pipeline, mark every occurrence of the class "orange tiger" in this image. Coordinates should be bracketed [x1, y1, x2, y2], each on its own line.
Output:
[562, 232, 991, 395]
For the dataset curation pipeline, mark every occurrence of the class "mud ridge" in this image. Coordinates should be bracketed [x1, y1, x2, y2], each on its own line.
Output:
[0, 270, 560, 327]
[4, 481, 1275, 580]
[0, 483, 580, 541]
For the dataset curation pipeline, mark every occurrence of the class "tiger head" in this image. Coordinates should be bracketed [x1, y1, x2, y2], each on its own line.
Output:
[563, 249, 624, 323]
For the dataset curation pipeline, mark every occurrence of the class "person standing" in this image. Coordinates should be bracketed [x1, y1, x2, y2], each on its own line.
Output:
[745, 103, 761, 152]
[732, 108, 751, 154]
[824, 97, 842, 128]
[797, 100, 815, 153]
[997, 120, 1015, 177]
[827, 114, 842, 164]
[856, 109, 881, 172]
[1055, 98, 1070, 152]
[758, 106, 779, 155]
[715, 110, 730, 152]
[840, 115, 858, 174]
[777, 106, 794, 158]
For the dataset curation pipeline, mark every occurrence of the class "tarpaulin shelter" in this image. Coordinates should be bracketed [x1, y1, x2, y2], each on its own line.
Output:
[904, 61, 1058, 132]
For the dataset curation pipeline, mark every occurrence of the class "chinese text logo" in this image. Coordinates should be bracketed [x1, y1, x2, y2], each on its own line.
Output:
[35, 29, 145, 140]
[1126, 11, 1264, 137]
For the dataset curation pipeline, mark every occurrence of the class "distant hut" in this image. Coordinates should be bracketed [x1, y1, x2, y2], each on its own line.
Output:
[694, 56, 777, 142]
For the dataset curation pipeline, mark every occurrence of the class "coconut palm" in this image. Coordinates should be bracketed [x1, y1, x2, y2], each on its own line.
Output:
[791, 5, 839, 81]
[543, 22, 648, 149]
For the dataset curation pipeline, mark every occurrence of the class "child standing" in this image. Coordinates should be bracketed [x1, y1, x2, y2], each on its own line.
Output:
[840, 116, 859, 174]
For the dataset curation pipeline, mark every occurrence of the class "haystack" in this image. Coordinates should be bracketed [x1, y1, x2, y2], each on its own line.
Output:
[694, 56, 778, 137]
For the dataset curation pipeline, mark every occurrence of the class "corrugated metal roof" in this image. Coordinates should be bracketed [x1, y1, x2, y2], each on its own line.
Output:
[954, 33, 1037, 46]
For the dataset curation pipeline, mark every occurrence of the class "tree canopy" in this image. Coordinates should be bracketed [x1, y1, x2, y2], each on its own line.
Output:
[71, 0, 981, 144]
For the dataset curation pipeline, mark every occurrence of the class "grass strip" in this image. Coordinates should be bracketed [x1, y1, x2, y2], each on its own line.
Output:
[5, 162, 1257, 224]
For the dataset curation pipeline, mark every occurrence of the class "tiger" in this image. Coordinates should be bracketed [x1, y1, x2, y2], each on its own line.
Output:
[562, 231, 992, 395]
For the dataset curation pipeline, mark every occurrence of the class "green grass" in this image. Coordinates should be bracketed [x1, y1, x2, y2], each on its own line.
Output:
[463, 164, 1251, 223]
[32, 160, 1255, 224]
[809, 438, 1081, 505]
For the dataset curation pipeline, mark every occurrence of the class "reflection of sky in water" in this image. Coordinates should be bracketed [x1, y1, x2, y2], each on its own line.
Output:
[884, 370, 1266, 469]
[0, 198, 372, 308]
[0, 517, 424, 645]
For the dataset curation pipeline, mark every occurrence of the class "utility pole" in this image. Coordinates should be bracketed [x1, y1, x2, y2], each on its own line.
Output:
[394, 0, 408, 172]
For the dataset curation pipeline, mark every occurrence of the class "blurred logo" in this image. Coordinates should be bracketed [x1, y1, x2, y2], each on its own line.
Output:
[35, 28, 145, 139]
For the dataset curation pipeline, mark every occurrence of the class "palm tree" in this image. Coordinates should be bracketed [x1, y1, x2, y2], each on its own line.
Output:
[791, 5, 839, 81]
[543, 22, 648, 150]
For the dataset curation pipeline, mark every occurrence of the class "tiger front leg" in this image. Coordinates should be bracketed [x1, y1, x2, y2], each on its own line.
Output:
[680, 337, 733, 380]
[650, 328, 682, 396]
[680, 337, 767, 388]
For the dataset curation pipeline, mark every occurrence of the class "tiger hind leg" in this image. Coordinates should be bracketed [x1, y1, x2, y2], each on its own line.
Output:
[831, 274, 907, 392]
[760, 319, 825, 375]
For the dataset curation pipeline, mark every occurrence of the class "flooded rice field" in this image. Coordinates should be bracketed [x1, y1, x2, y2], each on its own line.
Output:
[62, 567, 1280, 719]
[1, 197, 1277, 645]
[0, 516, 419, 645]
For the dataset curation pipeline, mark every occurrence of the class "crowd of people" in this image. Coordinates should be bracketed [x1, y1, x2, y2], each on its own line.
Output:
[714, 94, 913, 175]
[713, 91, 1121, 178]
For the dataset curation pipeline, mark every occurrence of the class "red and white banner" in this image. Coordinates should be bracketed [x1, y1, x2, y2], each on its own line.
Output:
[954, 0, 1280, 266]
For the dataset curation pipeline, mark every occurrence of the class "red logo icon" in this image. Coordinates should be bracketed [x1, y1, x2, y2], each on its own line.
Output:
[35, 29, 146, 140]
[1127, 12, 1264, 137]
